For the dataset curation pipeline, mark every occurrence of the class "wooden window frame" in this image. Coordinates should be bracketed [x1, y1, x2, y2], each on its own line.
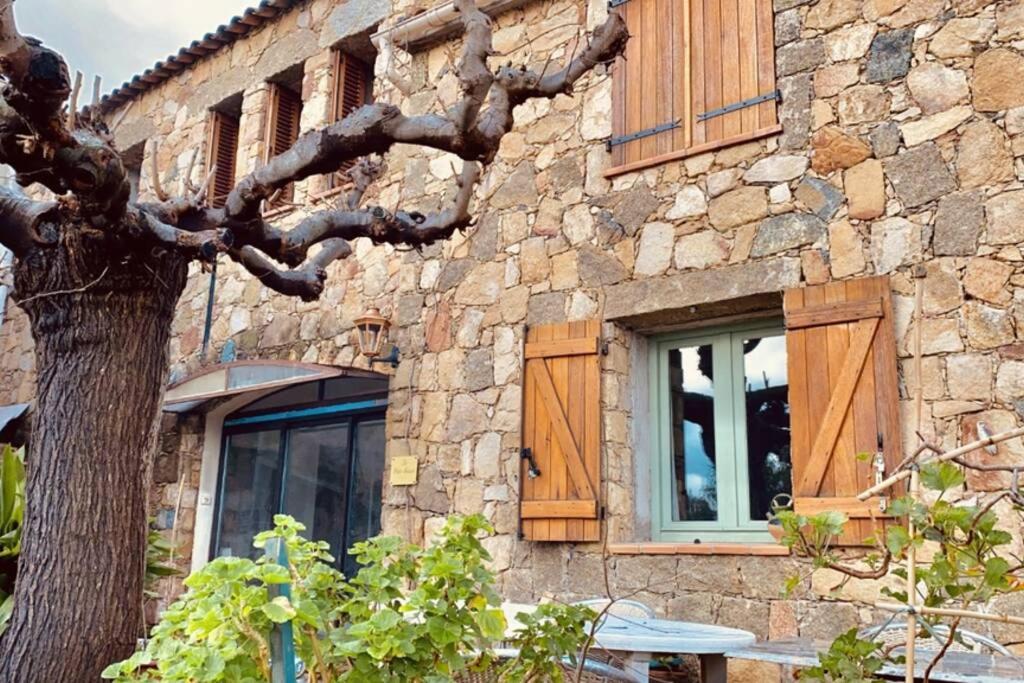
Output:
[607, 0, 781, 177]
[264, 82, 303, 209]
[648, 319, 788, 543]
[205, 111, 240, 209]
[324, 50, 373, 192]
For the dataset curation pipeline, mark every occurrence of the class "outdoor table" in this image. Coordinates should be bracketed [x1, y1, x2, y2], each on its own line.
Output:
[725, 638, 1024, 683]
[592, 613, 757, 683]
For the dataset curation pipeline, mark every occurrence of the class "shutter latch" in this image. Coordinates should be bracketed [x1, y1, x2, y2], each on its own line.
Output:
[606, 119, 681, 151]
[697, 90, 781, 123]
[521, 448, 541, 479]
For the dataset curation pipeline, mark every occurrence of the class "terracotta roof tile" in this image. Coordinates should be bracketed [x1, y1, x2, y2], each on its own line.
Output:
[99, 0, 301, 113]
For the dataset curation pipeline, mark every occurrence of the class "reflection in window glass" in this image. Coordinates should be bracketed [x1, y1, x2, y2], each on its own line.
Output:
[743, 335, 792, 521]
[284, 424, 351, 560]
[344, 419, 386, 576]
[217, 430, 282, 559]
[668, 345, 718, 521]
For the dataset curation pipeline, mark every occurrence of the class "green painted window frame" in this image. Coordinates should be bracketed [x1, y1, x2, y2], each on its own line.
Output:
[648, 319, 788, 543]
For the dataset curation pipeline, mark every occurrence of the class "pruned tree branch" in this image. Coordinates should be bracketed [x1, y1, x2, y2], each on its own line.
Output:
[0, 184, 58, 254]
[230, 238, 351, 301]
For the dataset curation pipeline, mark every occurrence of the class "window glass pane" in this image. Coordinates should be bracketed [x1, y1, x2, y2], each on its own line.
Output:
[742, 334, 792, 521]
[216, 430, 282, 559]
[283, 424, 351, 561]
[344, 418, 386, 575]
[667, 345, 718, 522]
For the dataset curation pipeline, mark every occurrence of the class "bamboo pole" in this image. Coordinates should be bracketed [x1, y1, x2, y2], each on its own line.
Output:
[858, 426, 1024, 500]
[904, 274, 924, 683]
[876, 602, 1024, 627]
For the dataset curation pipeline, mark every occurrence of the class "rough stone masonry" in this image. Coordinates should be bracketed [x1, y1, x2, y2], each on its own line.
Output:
[3, 0, 1024, 678]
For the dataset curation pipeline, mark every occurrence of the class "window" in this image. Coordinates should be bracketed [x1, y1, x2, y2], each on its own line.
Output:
[328, 50, 372, 189]
[265, 67, 304, 208]
[121, 142, 144, 202]
[650, 321, 791, 542]
[610, 0, 779, 174]
[206, 94, 242, 209]
[212, 377, 387, 576]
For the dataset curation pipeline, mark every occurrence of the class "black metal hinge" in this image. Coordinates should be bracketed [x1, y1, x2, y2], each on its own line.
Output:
[608, 0, 631, 7]
[606, 119, 680, 151]
[697, 90, 781, 122]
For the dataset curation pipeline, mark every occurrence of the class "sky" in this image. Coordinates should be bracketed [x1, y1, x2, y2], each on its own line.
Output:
[14, 0, 256, 91]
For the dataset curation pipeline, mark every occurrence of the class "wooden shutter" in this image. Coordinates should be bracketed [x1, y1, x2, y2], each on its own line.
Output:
[265, 83, 303, 207]
[611, 0, 778, 173]
[784, 276, 904, 545]
[521, 321, 602, 542]
[329, 51, 372, 188]
[206, 111, 239, 209]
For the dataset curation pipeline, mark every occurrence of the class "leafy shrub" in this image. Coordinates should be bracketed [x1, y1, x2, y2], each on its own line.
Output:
[0, 444, 24, 636]
[775, 461, 1024, 682]
[103, 514, 595, 682]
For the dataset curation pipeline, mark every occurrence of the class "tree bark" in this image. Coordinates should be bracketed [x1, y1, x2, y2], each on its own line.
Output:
[0, 225, 187, 682]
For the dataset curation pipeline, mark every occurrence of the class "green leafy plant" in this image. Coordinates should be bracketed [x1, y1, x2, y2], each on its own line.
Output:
[144, 525, 180, 597]
[777, 461, 1024, 683]
[0, 444, 25, 637]
[103, 514, 596, 682]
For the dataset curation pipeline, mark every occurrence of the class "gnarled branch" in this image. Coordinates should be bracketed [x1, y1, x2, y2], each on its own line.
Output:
[231, 238, 351, 301]
[0, 184, 58, 255]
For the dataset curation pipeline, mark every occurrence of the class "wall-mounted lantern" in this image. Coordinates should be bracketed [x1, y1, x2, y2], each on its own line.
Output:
[354, 307, 400, 367]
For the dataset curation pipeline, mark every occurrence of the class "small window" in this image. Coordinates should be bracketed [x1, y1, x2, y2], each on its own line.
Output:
[121, 142, 145, 202]
[328, 50, 373, 189]
[610, 0, 779, 174]
[206, 94, 242, 209]
[265, 66, 305, 208]
[650, 320, 791, 542]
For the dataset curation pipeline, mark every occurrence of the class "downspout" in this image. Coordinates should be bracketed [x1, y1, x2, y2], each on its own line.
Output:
[200, 260, 218, 360]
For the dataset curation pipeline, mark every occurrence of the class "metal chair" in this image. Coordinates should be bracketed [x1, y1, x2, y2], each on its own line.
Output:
[455, 648, 639, 682]
[574, 598, 658, 620]
[859, 622, 1013, 656]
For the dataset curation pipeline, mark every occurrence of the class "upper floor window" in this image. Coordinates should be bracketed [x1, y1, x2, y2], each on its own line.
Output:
[207, 93, 242, 209]
[328, 50, 373, 189]
[265, 66, 304, 209]
[610, 0, 779, 175]
[650, 321, 791, 542]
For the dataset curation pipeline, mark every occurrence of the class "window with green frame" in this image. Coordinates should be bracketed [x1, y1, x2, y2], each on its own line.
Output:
[649, 320, 792, 543]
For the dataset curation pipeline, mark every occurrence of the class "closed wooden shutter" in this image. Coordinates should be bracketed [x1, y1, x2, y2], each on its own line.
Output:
[206, 111, 239, 209]
[265, 83, 303, 207]
[329, 51, 372, 188]
[784, 276, 904, 545]
[521, 321, 602, 542]
[611, 0, 779, 174]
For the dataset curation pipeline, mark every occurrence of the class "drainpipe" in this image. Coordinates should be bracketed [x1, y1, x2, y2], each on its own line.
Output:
[200, 259, 218, 360]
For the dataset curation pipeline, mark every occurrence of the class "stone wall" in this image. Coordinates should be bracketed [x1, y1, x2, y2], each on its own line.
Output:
[3, 0, 1024, 672]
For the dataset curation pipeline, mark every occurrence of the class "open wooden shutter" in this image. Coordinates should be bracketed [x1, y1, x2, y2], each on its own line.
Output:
[611, 0, 778, 173]
[206, 111, 239, 209]
[521, 321, 602, 542]
[784, 276, 904, 545]
[265, 83, 302, 207]
[329, 52, 372, 188]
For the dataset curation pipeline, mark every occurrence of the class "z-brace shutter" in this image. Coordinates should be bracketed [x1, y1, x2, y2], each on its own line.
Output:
[266, 83, 303, 207]
[207, 112, 239, 209]
[520, 321, 602, 542]
[784, 276, 904, 546]
[611, 0, 778, 172]
[329, 52, 372, 188]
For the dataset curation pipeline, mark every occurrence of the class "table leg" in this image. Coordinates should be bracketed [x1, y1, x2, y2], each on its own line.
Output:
[700, 653, 728, 683]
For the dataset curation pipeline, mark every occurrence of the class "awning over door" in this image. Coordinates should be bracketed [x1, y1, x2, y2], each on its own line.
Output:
[163, 361, 383, 413]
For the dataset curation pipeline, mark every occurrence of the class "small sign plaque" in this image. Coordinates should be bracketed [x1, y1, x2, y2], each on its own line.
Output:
[390, 456, 419, 486]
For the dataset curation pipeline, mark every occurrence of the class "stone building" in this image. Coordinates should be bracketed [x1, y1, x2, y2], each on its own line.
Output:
[3, 0, 1024, 675]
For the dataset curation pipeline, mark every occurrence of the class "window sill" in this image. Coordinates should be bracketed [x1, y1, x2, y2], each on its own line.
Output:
[607, 542, 790, 557]
[310, 186, 346, 204]
[263, 205, 297, 220]
[604, 124, 783, 178]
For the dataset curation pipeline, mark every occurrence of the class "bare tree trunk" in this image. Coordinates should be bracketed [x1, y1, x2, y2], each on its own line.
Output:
[0, 228, 187, 682]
